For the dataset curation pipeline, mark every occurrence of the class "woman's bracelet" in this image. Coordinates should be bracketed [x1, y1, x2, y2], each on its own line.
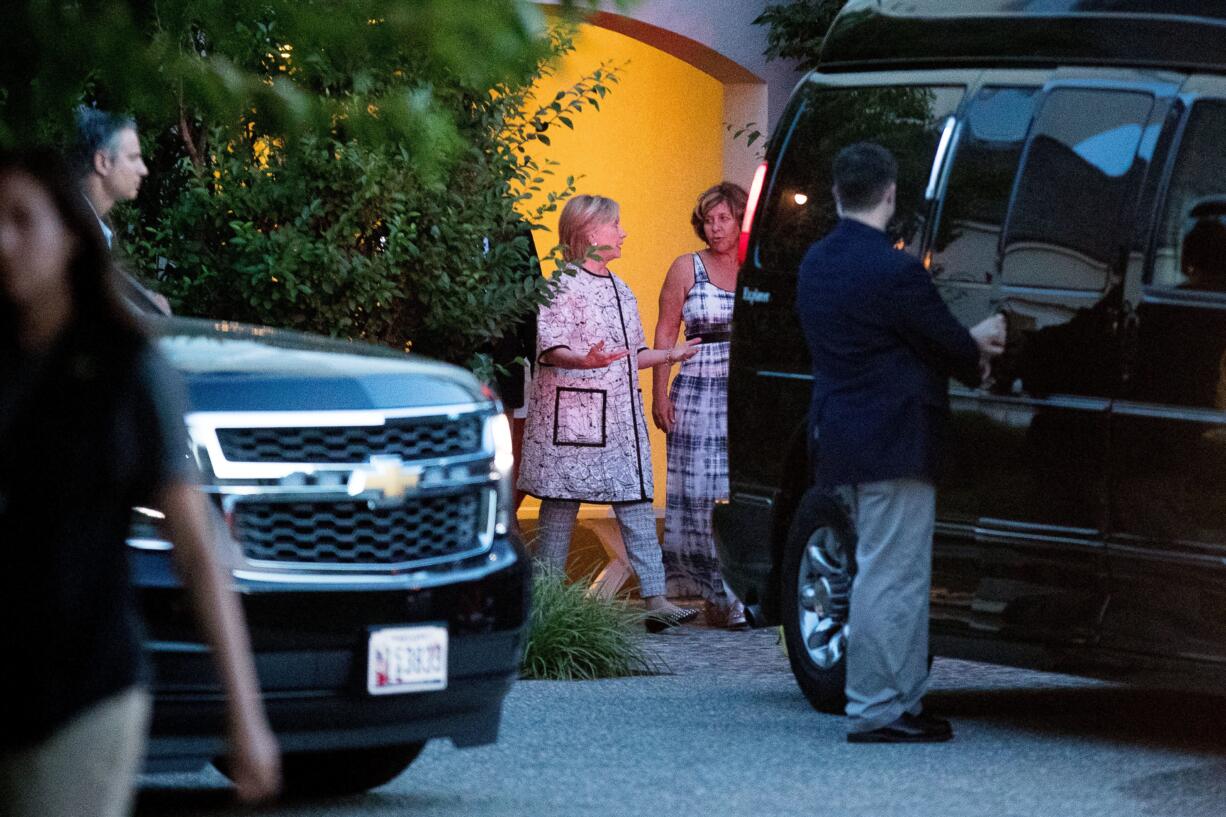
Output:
[665, 348, 675, 364]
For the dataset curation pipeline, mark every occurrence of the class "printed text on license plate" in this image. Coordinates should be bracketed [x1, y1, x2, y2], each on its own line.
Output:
[368, 625, 448, 695]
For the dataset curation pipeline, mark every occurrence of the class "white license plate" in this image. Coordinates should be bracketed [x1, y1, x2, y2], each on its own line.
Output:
[367, 625, 448, 695]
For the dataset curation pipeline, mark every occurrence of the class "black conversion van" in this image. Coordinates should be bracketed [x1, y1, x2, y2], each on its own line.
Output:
[715, 0, 1226, 711]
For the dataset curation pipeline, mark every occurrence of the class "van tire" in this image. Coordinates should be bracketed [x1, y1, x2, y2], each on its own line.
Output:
[780, 487, 856, 715]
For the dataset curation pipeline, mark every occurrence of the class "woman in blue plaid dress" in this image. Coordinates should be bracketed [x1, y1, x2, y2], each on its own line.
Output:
[652, 182, 749, 628]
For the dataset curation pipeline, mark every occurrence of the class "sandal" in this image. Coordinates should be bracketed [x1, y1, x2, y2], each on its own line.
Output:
[704, 599, 750, 630]
[725, 600, 749, 630]
[644, 606, 699, 633]
[703, 600, 729, 627]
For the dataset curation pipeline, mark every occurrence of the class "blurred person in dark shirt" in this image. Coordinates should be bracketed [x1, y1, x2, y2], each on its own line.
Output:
[0, 149, 280, 815]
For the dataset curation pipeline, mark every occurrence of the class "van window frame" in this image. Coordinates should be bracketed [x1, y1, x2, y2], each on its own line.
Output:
[925, 84, 1043, 288]
[997, 81, 1159, 296]
[1142, 94, 1226, 305]
[745, 69, 979, 272]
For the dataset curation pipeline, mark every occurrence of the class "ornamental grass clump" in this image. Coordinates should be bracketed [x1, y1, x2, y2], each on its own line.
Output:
[521, 565, 663, 680]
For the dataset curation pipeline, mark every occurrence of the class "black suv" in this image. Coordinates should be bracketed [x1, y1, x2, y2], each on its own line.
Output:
[715, 0, 1226, 711]
[133, 315, 529, 795]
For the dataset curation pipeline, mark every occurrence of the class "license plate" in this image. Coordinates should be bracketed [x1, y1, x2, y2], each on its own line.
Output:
[367, 625, 448, 695]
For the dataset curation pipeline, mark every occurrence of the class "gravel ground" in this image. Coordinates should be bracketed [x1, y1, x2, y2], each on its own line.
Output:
[137, 622, 1226, 817]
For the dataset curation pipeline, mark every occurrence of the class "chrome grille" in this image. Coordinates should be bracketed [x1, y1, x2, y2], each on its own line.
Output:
[232, 493, 483, 566]
[215, 415, 483, 464]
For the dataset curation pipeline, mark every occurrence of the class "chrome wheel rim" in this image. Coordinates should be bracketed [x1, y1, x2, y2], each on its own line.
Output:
[796, 525, 851, 670]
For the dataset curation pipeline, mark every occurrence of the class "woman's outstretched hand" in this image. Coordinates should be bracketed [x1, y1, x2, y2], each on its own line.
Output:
[581, 340, 630, 369]
[671, 337, 701, 363]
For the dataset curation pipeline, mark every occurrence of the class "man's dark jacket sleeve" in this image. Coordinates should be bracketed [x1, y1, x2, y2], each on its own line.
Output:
[884, 260, 982, 389]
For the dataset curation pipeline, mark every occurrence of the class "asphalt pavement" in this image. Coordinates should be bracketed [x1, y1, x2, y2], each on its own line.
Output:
[137, 624, 1226, 817]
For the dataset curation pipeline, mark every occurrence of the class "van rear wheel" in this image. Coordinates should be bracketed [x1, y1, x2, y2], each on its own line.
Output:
[781, 489, 855, 714]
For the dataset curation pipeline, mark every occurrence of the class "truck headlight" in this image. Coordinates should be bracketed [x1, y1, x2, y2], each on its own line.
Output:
[491, 413, 515, 477]
[127, 506, 173, 551]
[489, 414, 515, 535]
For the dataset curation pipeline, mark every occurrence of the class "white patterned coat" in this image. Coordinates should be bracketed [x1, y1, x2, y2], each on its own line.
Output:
[517, 266, 653, 503]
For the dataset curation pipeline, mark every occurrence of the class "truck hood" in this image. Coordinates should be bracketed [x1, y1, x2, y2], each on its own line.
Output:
[150, 316, 486, 413]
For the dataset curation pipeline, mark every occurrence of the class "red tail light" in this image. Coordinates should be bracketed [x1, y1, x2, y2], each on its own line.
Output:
[738, 161, 768, 266]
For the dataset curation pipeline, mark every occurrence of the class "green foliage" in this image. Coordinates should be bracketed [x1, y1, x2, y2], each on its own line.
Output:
[754, 0, 848, 71]
[0, 0, 629, 164]
[521, 565, 661, 681]
[118, 24, 620, 371]
[726, 120, 765, 161]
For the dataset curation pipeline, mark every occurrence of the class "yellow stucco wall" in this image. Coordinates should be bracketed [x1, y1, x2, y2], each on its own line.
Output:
[520, 22, 725, 511]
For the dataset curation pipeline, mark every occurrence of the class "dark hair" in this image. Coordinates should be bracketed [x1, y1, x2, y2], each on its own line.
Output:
[71, 106, 138, 180]
[0, 148, 143, 349]
[1181, 216, 1226, 288]
[690, 181, 749, 242]
[833, 142, 897, 213]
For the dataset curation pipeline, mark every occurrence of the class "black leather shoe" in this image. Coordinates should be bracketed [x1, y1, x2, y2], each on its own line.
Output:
[847, 713, 953, 743]
[911, 712, 952, 733]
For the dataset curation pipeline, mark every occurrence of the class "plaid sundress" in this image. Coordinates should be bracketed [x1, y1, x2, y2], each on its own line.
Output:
[663, 253, 736, 603]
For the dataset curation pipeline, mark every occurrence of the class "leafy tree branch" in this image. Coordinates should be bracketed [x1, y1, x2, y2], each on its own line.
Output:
[754, 0, 847, 71]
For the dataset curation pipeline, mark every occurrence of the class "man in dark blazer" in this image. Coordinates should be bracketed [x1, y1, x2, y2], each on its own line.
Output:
[73, 106, 171, 316]
[796, 142, 1006, 743]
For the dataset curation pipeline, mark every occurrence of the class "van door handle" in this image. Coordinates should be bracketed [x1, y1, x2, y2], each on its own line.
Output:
[1120, 299, 1139, 383]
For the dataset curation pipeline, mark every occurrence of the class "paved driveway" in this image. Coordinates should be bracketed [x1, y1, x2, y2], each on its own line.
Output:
[138, 626, 1226, 817]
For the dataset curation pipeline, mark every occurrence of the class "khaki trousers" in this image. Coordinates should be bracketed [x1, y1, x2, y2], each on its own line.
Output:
[0, 687, 151, 817]
[841, 479, 936, 733]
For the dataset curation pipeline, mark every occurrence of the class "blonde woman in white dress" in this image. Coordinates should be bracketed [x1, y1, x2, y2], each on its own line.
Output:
[518, 195, 700, 631]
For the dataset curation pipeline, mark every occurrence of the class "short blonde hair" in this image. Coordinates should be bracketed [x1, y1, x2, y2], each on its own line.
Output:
[691, 181, 748, 242]
[559, 194, 620, 263]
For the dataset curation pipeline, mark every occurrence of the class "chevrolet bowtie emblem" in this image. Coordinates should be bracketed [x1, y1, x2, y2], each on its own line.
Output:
[347, 456, 422, 502]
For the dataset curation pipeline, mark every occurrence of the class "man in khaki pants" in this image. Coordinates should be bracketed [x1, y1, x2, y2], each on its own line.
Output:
[796, 142, 1006, 743]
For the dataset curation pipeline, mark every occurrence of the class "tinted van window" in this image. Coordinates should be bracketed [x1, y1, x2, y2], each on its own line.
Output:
[1152, 101, 1226, 292]
[1002, 89, 1154, 291]
[756, 85, 963, 274]
[931, 87, 1038, 285]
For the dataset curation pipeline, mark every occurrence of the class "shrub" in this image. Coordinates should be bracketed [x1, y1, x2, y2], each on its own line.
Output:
[116, 23, 620, 376]
[521, 565, 662, 681]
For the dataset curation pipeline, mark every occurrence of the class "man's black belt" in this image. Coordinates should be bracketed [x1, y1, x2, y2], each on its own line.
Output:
[685, 329, 732, 343]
